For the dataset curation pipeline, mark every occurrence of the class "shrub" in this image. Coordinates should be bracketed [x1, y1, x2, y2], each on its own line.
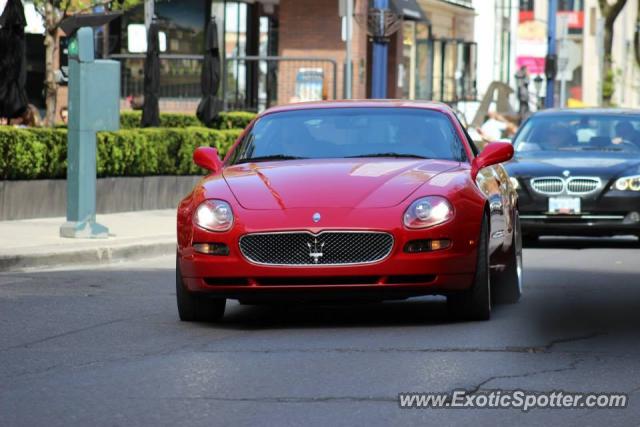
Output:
[0, 126, 242, 180]
[120, 111, 256, 130]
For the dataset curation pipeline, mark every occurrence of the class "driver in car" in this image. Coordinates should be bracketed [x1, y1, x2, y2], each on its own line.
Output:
[613, 121, 640, 148]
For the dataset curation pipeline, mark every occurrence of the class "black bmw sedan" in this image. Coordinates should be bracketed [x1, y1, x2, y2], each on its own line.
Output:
[505, 109, 640, 240]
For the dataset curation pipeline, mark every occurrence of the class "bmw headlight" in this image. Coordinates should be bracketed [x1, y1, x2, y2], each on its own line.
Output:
[194, 200, 234, 232]
[614, 175, 640, 192]
[403, 196, 454, 229]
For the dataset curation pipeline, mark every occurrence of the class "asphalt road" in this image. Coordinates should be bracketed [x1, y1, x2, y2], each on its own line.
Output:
[2, 238, 640, 426]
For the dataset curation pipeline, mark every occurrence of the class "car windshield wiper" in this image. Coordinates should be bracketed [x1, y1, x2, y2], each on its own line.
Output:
[346, 153, 429, 159]
[240, 155, 307, 163]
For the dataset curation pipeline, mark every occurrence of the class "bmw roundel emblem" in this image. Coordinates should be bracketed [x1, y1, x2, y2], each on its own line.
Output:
[312, 212, 321, 223]
[563, 170, 571, 177]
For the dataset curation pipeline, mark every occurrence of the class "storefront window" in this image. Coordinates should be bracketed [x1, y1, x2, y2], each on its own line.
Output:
[443, 41, 457, 102]
[415, 23, 431, 100]
[401, 21, 416, 99]
[432, 41, 443, 101]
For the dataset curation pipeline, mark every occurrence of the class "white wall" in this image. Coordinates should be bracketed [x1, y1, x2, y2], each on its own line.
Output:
[473, 0, 519, 99]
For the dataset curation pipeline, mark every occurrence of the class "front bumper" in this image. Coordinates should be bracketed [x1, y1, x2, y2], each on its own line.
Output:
[520, 214, 640, 236]
[179, 221, 480, 300]
[517, 186, 640, 236]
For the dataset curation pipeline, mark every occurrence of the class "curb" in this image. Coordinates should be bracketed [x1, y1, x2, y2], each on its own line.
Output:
[0, 240, 176, 273]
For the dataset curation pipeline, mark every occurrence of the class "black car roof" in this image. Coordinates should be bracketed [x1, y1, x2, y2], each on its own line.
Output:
[531, 108, 640, 117]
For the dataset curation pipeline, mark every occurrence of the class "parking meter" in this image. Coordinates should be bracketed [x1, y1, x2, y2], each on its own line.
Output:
[60, 26, 120, 238]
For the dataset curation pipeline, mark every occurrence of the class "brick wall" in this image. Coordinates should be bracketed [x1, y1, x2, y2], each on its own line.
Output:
[277, 0, 369, 104]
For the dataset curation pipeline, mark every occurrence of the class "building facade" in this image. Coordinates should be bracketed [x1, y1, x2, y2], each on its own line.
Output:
[515, 0, 640, 108]
[25, 0, 480, 115]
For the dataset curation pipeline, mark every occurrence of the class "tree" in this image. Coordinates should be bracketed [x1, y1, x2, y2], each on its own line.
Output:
[33, 0, 140, 126]
[598, 0, 628, 105]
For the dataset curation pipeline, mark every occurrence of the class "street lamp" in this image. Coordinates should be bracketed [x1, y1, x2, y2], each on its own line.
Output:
[533, 75, 544, 110]
[515, 66, 530, 120]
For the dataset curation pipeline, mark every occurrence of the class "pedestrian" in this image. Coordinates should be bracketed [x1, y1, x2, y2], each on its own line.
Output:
[476, 111, 518, 145]
[60, 106, 68, 125]
[10, 104, 41, 127]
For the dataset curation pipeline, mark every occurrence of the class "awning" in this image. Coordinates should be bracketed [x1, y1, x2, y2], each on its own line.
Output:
[390, 0, 427, 21]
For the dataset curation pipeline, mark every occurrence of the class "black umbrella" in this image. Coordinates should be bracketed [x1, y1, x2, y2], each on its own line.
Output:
[196, 18, 221, 127]
[141, 21, 160, 127]
[0, 0, 28, 120]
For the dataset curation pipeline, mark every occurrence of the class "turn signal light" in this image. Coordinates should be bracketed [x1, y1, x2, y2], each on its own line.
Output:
[193, 243, 230, 255]
[404, 239, 451, 253]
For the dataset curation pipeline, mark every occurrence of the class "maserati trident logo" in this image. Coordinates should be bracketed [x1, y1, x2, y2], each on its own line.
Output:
[312, 212, 321, 223]
[307, 238, 325, 264]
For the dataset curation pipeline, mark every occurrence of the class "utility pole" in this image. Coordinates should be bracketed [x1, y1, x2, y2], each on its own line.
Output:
[557, 14, 569, 108]
[144, 0, 154, 29]
[343, 0, 354, 99]
[371, 0, 389, 98]
[596, 17, 605, 107]
[545, 0, 558, 108]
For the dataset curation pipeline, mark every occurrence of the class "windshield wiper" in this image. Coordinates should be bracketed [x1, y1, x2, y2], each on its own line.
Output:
[346, 153, 429, 159]
[240, 155, 307, 163]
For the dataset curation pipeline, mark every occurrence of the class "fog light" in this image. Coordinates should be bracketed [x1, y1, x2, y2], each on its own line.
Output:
[193, 243, 230, 255]
[404, 239, 451, 253]
[624, 212, 640, 224]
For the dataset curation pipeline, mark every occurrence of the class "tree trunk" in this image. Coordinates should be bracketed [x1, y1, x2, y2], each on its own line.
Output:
[598, 0, 628, 106]
[43, 2, 58, 127]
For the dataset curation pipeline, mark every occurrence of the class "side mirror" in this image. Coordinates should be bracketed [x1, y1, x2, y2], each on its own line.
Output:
[471, 142, 514, 180]
[193, 146, 223, 173]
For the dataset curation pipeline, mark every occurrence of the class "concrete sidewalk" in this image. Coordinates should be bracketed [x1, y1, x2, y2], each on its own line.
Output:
[0, 210, 176, 272]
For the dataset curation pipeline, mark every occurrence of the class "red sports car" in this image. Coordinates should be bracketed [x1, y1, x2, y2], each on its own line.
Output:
[176, 101, 521, 321]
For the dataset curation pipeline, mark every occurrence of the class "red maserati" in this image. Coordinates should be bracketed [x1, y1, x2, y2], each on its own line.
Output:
[176, 101, 521, 322]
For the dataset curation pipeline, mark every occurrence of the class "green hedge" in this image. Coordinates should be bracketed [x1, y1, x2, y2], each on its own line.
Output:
[120, 111, 256, 130]
[0, 126, 242, 180]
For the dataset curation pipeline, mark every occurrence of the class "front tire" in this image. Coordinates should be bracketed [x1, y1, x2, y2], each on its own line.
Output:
[447, 215, 491, 321]
[176, 255, 226, 322]
[492, 215, 523, 304]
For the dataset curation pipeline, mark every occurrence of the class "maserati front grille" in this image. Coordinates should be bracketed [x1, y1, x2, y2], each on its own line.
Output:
[530, 177, 564, 195]
[239, 231, 394, 266]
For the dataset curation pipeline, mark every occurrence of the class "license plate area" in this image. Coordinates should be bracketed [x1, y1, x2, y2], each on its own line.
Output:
[548, 197, 581, 215]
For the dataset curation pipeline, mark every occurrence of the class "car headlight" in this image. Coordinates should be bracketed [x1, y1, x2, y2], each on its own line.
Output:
[614, 175, 640, 192]
[403, 196, 454, 229]
[509, 177, 520, 190]
[194, 200, 234, 232]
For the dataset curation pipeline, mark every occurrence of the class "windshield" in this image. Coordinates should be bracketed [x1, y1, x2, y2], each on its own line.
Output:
[513, 114, 640, 155]
[227, 108, 468, 165]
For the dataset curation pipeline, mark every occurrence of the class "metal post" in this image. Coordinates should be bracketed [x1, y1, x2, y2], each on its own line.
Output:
[344, 0, 353, 99]
[371, 0, 389, 99]
[545, 0, 557, 108]
[596, 17, 605, 107]
[144, 0, 154, 29]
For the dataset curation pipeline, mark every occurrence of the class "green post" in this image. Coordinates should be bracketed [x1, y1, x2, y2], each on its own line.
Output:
[60, 27, 120, 238]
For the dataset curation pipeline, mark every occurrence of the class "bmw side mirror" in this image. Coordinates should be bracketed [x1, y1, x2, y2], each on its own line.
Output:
[471, 142, 514, 180]
[193, 146, 223, 173]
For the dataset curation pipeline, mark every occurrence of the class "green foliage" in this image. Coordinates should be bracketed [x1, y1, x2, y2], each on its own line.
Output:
[0, 126, 242, 180]
[120, 111, 256, 130]
[602, 67, 621, 106]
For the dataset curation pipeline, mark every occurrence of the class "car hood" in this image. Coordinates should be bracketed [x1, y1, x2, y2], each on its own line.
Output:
[222, 159, 461, 210]
[507, 152, 640, 178]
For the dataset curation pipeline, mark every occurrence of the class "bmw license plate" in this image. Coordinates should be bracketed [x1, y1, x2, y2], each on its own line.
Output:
[548, 197, 581, 215]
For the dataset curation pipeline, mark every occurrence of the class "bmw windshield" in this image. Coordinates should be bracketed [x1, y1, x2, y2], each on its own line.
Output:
[513, 114, 640, 155]
[227, 108, 468, 165]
